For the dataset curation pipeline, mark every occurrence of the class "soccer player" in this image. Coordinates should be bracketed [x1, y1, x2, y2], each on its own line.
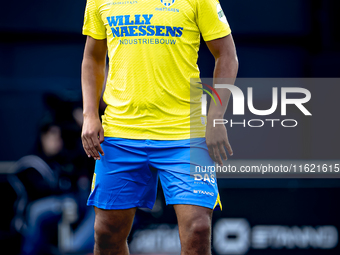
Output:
[81, 0, 238, 254]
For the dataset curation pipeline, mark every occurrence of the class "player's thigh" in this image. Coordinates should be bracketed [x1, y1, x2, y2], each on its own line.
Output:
[94, 206, 136, 240]
[174, 204, 213, 226]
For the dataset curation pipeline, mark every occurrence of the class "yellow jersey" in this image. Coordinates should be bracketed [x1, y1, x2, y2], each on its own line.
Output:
[83, 0, 231, 140]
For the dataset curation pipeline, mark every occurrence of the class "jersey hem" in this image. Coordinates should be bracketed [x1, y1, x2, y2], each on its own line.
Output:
[103, 131, 206, 140]
[82, 29, 107, 40]
[203, 28, 231, 42]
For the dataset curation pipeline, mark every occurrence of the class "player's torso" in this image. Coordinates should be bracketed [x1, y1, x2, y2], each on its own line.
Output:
[96, 0, 202, 117]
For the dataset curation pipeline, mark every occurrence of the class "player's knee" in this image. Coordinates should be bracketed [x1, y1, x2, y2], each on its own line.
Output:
[94, 226, 114, 250]
[94, 218, 129, 249]
[188, 218, 211, 240]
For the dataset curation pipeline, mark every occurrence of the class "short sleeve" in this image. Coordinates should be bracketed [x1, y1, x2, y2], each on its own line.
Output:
[82, 0, 107, 40]
[196, 0, 231, 42]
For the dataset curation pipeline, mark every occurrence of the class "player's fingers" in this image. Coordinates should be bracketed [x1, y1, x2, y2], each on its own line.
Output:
[96, 143, 104, 157]
[99, 127, 105, 145]
[81, 136, 92, 158]
[218, 142, 228, 161]
[84, 135, 99, 159]
[223, 139, 233, 156]
[93, 135, 104, 157]
[90, 136, 101, 160]
[213, 145, 223, 166]
[207, 143, 217, 163]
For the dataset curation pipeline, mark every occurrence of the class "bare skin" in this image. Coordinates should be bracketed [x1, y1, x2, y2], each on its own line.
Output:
[205, 34, 238, 166]
[93, 205, 213, 255]
[81, 34, 238, 255]
[174, 205, 214, 255]
[81, 36, 107, 161]
[93, 207, 136, 255]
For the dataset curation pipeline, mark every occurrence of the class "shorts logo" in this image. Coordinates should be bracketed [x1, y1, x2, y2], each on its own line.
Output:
[193, 173, 216, 184]
[161, 0, 175, 7]
[194, 190, 214, 196]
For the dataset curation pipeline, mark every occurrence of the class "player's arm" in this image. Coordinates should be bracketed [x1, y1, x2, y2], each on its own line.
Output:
[205, 34, 238, 165]
[81, 36, 107, 160]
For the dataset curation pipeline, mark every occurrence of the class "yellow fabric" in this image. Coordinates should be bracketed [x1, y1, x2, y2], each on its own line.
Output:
[213, 192, 222, 210]
[83, 0, 231, 139]
[91, 173, 96, 193]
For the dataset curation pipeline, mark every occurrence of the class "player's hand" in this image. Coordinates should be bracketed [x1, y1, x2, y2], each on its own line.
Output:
[205, 119, 233, 166]
[81, 115, 104, 160]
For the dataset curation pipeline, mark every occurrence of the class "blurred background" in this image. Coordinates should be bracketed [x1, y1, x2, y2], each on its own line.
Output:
[0, 0, 340, 254]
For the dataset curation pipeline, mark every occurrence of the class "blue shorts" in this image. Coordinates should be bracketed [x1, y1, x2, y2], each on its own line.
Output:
[87, 137, 221, 210]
